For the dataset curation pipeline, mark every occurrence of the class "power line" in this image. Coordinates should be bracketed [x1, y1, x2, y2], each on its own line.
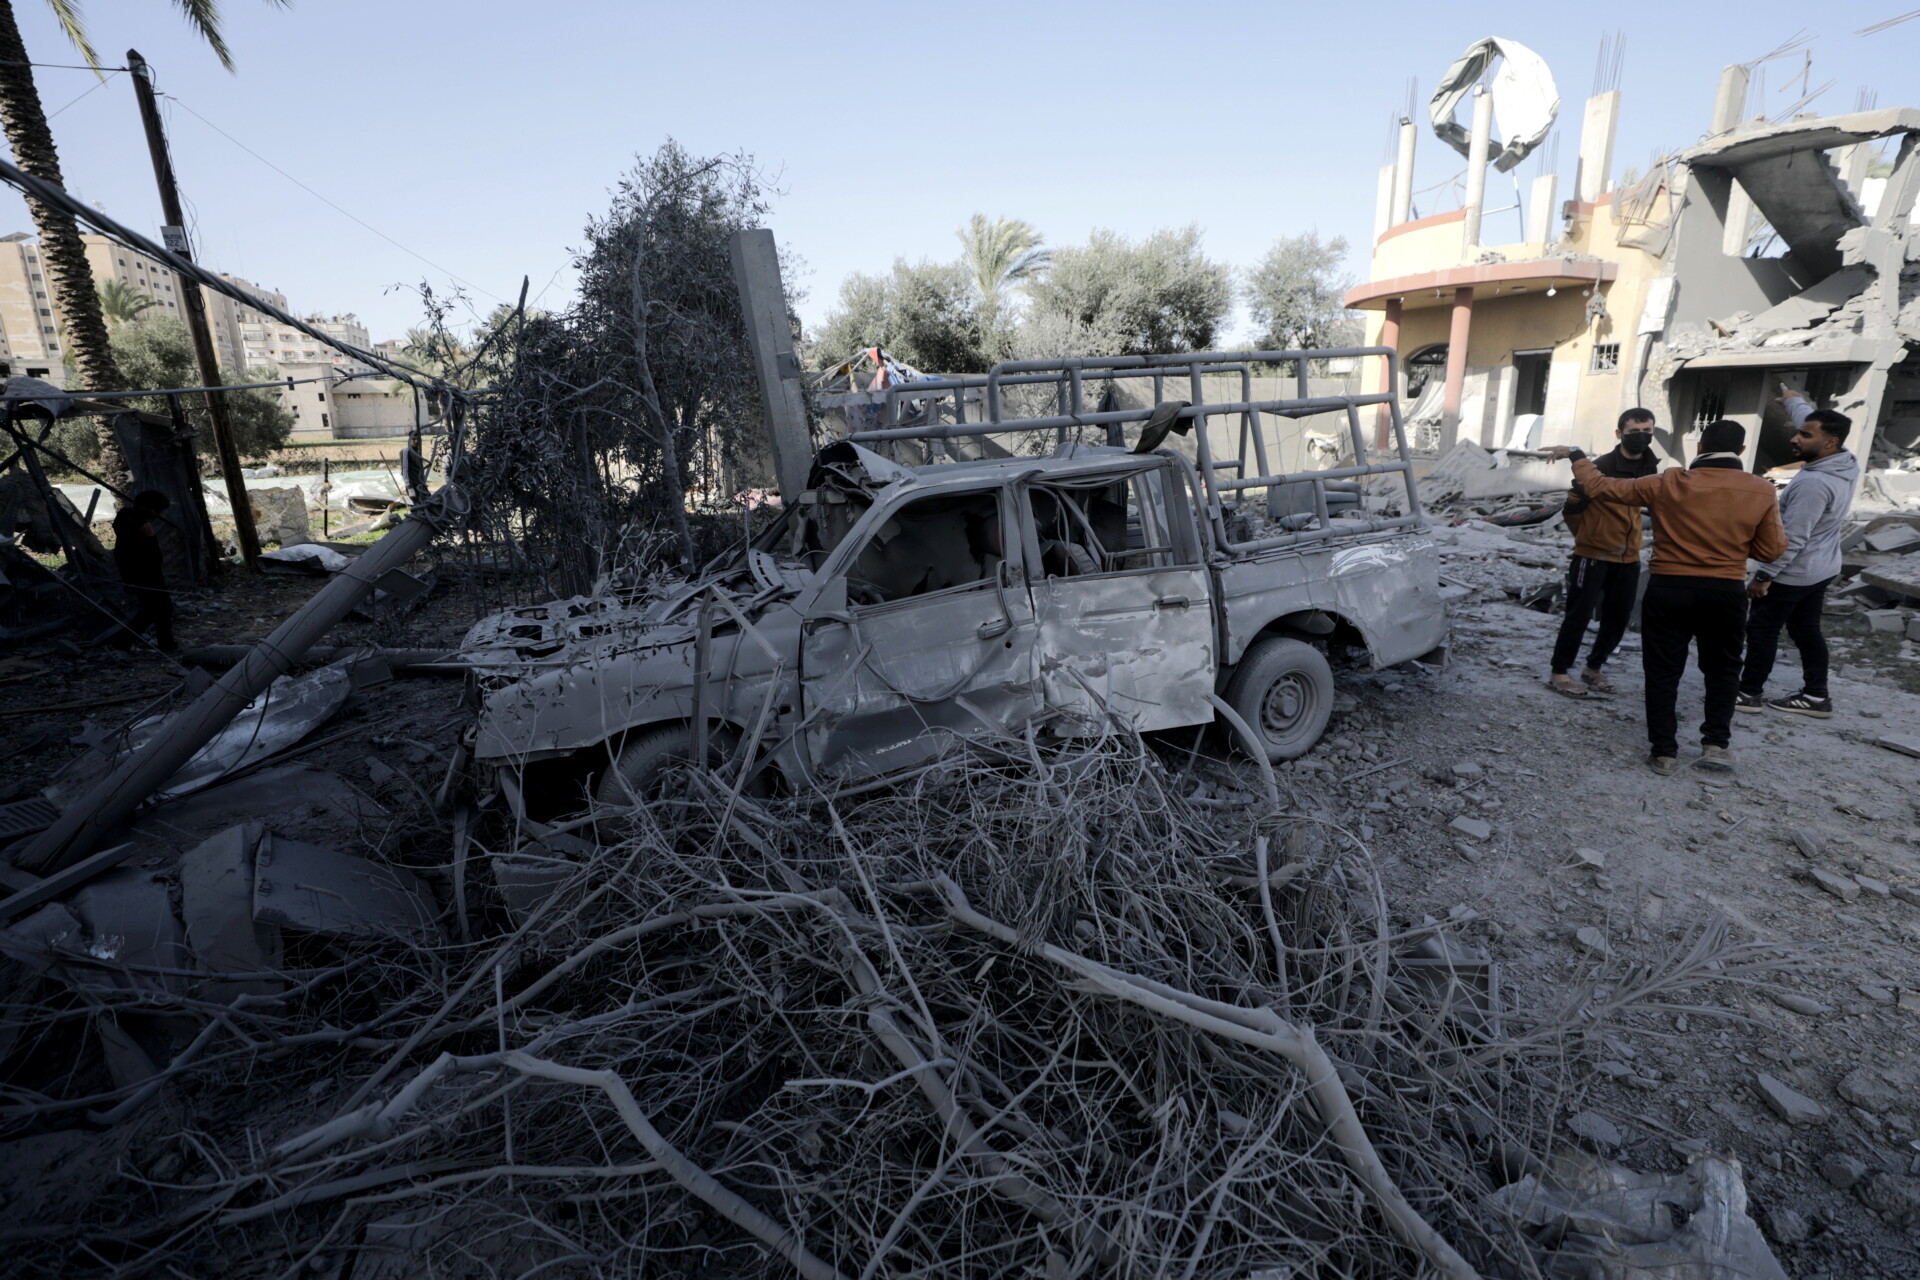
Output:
[157, 90, 508, 304]
[44, 68, 122, 120]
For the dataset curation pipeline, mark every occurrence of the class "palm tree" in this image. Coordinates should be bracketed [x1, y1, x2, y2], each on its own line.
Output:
[955, 214, 1049, 323]
[97, 276, 156, 326]
[0, 0, 286, 491]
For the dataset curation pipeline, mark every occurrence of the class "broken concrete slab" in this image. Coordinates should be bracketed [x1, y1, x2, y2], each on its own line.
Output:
[1746, 266, 1871, 333]
[1861, 555, 1920, 601]
[178, 824, 283, 1002]
[1865, 608, 1910, 633]
[1809, 867, 1862, 901]
[0, 902, 82, 972]
[1448, 815, 1492, 841]
[1753, 1072, 1830, 1126]
[69, 869, 189, 996]
[1863, 524, 1920, 553]
[252, 834, 440, 946]
[1873, 735, 1920, 760]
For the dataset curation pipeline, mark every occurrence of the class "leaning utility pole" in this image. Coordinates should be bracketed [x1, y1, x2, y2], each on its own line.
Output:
[126, 49, 260, 568]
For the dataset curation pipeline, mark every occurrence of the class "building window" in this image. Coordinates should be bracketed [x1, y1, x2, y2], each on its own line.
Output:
[37, 307, 50, 316]
[1589, 342, 1620, 374]
[317, 392, 326, 402]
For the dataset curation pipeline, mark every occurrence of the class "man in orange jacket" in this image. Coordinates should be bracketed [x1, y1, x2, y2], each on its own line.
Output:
[1547, 419, 1785, 775]
[1548, 409, 1660, 698]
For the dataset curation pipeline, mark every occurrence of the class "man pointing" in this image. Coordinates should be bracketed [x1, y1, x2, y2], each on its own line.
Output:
[1546, 420, 1785, 775]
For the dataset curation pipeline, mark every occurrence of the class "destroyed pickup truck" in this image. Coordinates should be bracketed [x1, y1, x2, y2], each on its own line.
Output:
[461, 350, 1446, 807]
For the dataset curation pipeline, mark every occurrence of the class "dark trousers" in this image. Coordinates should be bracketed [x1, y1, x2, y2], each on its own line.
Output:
[109, 583, 176, 651]
[1740, 576, 1833, 700]
[1550, 555, 1640, 674]
[1640, 575, 1746, 757]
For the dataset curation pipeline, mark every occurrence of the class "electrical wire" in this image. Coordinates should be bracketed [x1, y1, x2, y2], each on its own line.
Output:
[44, 68, 122, 120]
[157, 90, 507, 304]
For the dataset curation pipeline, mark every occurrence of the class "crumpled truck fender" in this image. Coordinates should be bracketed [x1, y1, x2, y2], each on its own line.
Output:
[1217, 534, 1447, 672]
[1323, 535, 1447, 669]
[472, 629, 791, 764]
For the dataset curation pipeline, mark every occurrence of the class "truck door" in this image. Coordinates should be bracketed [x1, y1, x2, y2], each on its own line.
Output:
[799, 486, 1040, 780]
[1023, 465, 1216, 732]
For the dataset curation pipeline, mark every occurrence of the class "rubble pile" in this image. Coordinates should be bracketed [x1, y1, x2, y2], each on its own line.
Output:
[0, 714, 1803, 1279]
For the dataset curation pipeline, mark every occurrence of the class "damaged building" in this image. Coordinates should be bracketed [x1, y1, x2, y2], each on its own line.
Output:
[1350, 47, 1920, 503]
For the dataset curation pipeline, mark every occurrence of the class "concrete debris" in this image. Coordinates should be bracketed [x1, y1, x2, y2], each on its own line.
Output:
[1861, 556, 1920, 601]
[69, 868, 189, 998]
[1485, 1151, 1787, 1280]
[1808, 867, 1862, 901]
[178, 824, 283, 1002]
[249, 485, 311, 547]
[1575, 926, 1610, 958]
[1449, 815, 1493, 841]
[1753, 1072, 1830, 1126]
[1873, 734, 1920, 760]
[0, 902, 82, 972]
[1789, 829, 1823, 860]
[1863, 524, 1920, 553]
[1865, 608, 1909, 633]
[252, 833, 440, 945]
[1819, 1153, 1869, 1190]
[1567, 1110, 1624, 1148]
[1766, 990, 1831, 1017]
[1572, 847, 1606, 870]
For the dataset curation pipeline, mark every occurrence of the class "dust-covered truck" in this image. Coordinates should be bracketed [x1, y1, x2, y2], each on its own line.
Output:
[461, 349, 1447, 809]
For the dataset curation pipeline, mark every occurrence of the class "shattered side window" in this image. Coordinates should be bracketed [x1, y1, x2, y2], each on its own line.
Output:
[1025, 474, 1176, 578]
[846, 490, 1003, 606]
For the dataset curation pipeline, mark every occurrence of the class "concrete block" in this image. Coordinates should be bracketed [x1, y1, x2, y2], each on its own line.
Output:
[1866, 609, 1909, 633]
[1865, 524, 1920, 553]
[1809, 867, 1861, 901]
[1754, 1072, 1830, 1125]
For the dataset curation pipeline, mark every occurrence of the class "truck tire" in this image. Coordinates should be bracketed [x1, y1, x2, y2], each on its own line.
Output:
[1223, 637, 1334, 762]
[595, 723, 739, 807]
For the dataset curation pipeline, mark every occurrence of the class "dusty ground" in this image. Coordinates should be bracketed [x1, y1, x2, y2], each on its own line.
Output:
[4, 529, 1918, 1278]
[1279, 540, 1920, 1280]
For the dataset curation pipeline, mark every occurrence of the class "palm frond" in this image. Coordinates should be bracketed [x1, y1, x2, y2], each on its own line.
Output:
[169, 0, 235, 71]
[43, 0, 102, 70]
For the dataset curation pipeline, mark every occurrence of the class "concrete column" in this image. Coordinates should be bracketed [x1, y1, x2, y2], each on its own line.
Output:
[1462, 87, 1494, 255]
[728, 228, 813, 502]
[1440, 287, 1474, 449]
[1390, 117, 1417, 226]
[1526, 174, 1559, 245]
[1374, 164, 1396, 240]
[1576, 90, 1620, 204]
[1373, 298, 1402, 451]
[1834, 143, 1869, 200]
[1710, 64, 1750, 135]
[1723, 183, 1754, 256]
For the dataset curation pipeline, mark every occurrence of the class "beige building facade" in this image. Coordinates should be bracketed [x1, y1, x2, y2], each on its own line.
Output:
[1348, 63, 1920, 486]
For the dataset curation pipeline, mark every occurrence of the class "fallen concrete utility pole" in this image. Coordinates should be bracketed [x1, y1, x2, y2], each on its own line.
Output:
[9, 492, 459, 877]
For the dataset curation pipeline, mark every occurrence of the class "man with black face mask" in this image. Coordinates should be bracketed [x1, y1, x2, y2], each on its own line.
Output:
[1737, 389, 1856, 718]
[1547, 408, 1660, 698]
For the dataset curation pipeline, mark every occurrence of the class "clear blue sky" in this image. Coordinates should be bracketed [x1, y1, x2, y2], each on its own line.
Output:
[5, 1, 1913, 346]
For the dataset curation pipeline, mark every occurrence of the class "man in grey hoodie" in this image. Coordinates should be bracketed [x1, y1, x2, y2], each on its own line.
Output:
[1737, 388, 1857, 718]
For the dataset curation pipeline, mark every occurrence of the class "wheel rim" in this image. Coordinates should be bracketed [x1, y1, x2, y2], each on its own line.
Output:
[1260, 673, 1315, 739]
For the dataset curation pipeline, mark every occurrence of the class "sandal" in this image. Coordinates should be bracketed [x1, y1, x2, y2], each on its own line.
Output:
[1580, 670, 1616, 696]
[1548, 679, 1589, 700]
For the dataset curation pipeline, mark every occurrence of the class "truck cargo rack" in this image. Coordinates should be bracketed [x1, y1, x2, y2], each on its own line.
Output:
[844, 348, 1422, 556]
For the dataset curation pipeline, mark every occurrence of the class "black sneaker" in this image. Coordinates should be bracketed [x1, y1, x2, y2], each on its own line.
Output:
[1735, 692, 1765, 713]
[1767, 691, 1832, 719]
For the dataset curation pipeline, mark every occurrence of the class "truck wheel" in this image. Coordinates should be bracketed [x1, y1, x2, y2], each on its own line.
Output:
[1223, 637, 1334, 762]
[595, 723, 740, 807]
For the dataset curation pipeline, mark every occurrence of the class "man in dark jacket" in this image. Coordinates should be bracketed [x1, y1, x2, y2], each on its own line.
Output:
[108, 490, 177, 654]
[1547, 420, 1786, 776]
[1548, 408, 1660, 698]
[1738, 390, 1856, 718]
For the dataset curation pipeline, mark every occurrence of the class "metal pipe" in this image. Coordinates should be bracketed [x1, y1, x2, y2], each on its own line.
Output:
[12, 490, 463, 875]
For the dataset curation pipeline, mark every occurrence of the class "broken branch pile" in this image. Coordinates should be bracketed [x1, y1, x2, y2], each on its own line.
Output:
[0, 726, 1793, 1277]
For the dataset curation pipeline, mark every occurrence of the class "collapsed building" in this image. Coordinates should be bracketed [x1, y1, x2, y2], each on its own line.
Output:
[1349, 46, 1920, 504]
